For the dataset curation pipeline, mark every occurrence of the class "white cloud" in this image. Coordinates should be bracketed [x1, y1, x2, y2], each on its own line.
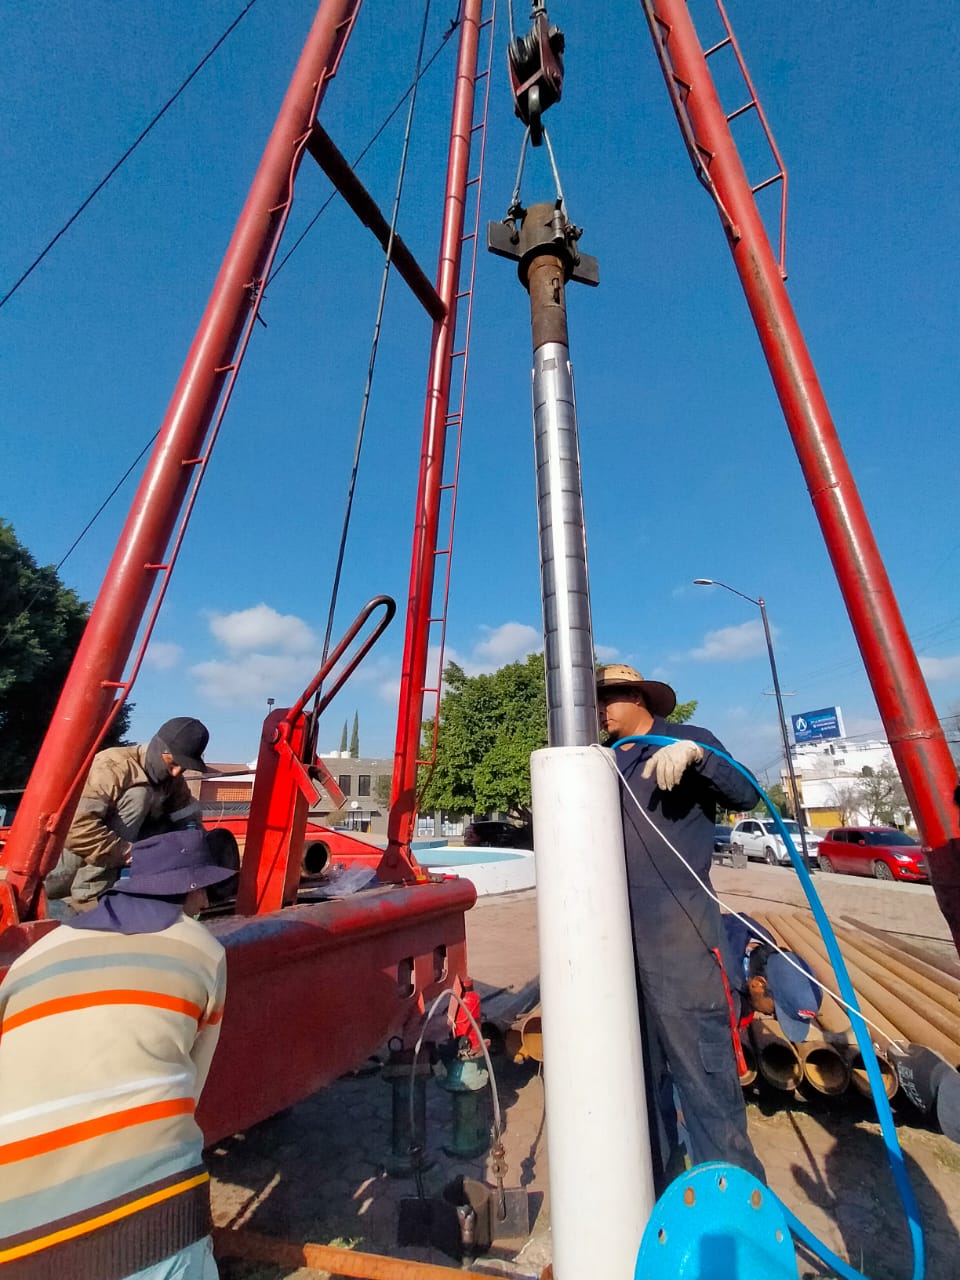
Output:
[208, 603, 316, 654]
[595, 643, 619, 661]
[190, 652, 319, 706]
[473, 622, 541, 668]
[685, 619, 768, 663]
[919, 654, 960, 682]
[144, 641, 182, 670]
[378, 677, 402, 704]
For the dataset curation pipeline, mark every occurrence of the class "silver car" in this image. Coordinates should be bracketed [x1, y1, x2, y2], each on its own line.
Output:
[729, 818, 820, 866]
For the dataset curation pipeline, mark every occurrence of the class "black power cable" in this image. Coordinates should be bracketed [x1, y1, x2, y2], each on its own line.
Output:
[0, 0, 261, 313]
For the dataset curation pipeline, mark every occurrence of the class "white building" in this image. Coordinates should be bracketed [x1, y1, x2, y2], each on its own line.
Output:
[789, 737, 913, 830]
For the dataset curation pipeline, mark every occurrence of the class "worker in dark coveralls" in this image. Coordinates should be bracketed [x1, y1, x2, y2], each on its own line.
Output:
[44, 717, 209, 912]
[597, 663, 765, 1181]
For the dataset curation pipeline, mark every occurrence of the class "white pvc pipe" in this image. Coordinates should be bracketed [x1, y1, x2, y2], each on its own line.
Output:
[530, 745, 655, 1277]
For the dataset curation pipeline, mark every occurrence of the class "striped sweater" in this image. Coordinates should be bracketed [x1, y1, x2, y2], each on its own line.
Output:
[0, 916, 226, 1279]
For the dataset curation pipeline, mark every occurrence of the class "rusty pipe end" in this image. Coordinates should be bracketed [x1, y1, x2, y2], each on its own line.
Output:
[849, 1051, 899, 1100]
[800, 1042, 851, 1096]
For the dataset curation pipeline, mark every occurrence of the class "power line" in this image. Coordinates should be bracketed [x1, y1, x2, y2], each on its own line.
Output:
[0, 0, 261, 312]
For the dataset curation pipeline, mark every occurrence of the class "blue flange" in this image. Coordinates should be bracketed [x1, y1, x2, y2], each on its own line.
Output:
[635, 1163, 798, 1280]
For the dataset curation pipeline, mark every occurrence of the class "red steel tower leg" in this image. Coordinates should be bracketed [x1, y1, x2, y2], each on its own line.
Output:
[381, 0, 485, 880]
[0, 0, 364, 918]
[639, 1, 960, 939]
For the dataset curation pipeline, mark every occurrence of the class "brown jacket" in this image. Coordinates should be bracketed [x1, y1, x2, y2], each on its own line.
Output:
[65, 744, 201, 867]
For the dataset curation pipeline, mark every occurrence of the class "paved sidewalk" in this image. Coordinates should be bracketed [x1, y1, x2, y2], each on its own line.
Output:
[212, 881, 960, 1279]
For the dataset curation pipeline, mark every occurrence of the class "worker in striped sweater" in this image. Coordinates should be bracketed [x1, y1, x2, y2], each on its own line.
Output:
[0, 828, 234, 1279]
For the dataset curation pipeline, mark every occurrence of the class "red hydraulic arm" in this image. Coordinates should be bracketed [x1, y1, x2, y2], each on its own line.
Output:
[0, 0, 364, 924]
[381, 0, 487, 879]
[236, 596, 394, 916]
[639, 1, 960, 914]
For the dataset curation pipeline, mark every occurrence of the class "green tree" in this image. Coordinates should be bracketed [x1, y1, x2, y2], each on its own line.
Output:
[0, 519, 131, 793]
[762, 781, 788, 816]
[420, 654, 695, 820]
[339, 720, 348, 753]
[858, 760, 909, 826]
[350, 711, 359, 759]
[667, 699, 697, 725]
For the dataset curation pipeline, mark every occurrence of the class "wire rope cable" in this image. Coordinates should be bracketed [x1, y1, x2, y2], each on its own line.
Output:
[3, 17, 462, 663]
[604, 733, 924, 1280]
[316, 0, 434, 673]
[0, 0, 261, 312]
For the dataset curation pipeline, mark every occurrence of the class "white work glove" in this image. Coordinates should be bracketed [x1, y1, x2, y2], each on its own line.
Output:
[641, 740, 704, 790]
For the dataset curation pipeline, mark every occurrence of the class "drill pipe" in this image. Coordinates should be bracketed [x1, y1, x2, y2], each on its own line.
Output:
[823, 920, 960, 1042]
[848, 1051, 899, 1100]
[749, 1018, 803, 1091]
[831, 922, 960, 1010]
[769, 913, 902, 1049]
[786, 913, 960, 1063]
[798, 1038, 850, 1097]
[842, 915, 960, 983]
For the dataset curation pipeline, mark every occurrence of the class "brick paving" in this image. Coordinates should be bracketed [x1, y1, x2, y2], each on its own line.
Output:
[211, 876, 960, 1279]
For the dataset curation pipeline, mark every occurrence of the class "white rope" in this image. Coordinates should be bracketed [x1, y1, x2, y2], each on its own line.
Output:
[591, 743, 903, 1053]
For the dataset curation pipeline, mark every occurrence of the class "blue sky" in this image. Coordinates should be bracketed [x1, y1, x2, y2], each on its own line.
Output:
[3, 1, 958, 785]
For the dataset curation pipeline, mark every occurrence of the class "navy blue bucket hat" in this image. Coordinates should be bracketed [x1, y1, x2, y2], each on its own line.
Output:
[114, 829, 235, 898]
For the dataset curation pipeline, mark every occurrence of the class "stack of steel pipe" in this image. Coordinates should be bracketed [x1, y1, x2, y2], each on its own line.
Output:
[738, 910, 960, 1115]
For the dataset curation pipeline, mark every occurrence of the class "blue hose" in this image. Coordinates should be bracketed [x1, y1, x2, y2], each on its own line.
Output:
[611, 732, 925, 1280]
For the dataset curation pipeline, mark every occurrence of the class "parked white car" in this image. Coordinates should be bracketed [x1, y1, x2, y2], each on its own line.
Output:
[729, 818, 821, 866]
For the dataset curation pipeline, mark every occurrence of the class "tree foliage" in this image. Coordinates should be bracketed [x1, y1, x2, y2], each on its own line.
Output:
[420, 653, 696, 820]
[828, 762, 910, 826]
[339, 720, 348, 753]
[857, 760, 909, 825]
[350, 711, 359, 759]
[0, 519, 131, 793]
[667, 699, 697, 725]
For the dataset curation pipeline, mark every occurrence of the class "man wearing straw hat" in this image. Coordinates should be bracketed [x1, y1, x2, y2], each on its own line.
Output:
[597, 662, 765, 1182]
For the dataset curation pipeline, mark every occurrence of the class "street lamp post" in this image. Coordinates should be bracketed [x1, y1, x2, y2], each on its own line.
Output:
[693, 578, 815, 873]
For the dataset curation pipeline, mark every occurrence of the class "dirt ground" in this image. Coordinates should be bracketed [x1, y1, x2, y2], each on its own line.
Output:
[210, 879, 960, 1279]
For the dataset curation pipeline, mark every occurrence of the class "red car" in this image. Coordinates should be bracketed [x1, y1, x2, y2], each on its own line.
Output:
[817, 827, 929, 881]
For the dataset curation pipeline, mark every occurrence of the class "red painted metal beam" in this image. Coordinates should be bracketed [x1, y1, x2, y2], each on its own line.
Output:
[306, 123, 446, 322]
[383, 0, 485, 878]
[0, 0, 364, 918]
[641, 1, 959, 851]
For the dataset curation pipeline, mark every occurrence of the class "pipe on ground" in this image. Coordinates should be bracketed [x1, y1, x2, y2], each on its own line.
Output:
[798, 1038, 850, 1097]
[770, 914, 901, 1048]
[841, 916, 960, 983]
[831, 922, 960, 1014]
[749, 1018, 803, 1091]
[787, 913, 960, 1063]
[819, 922, 960, 1050]
[848, 1051, 899, 1100]
[213, 1228, 511, 1278]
